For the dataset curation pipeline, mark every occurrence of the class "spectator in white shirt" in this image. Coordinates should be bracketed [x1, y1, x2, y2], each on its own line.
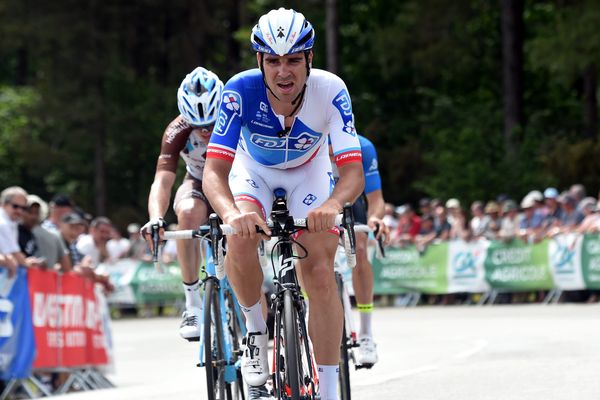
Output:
[76, 216, 113, 266]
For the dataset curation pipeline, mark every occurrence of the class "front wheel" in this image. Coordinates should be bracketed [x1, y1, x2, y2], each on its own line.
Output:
[204, 278, 227, 400]
[336, 273, 352, 400]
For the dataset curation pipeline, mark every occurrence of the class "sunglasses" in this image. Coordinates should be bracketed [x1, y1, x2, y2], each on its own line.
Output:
[9, 202, 28, 211]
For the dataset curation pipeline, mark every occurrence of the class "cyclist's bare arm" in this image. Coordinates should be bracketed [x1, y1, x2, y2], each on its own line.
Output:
[366, 189, 390, 242]
[308, 162, 364, 232]
[202, 157, 270, 238]
[148, 170, 176, 220]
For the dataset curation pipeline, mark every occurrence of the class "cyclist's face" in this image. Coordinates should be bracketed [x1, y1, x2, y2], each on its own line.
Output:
[259, 52, 311, 101]
[192, 125, 214, 143]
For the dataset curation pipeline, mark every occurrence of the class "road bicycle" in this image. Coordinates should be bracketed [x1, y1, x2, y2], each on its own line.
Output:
[335, 224, 385, 400]
[151, 218, 247, 400]
[160, 189, 358, 400]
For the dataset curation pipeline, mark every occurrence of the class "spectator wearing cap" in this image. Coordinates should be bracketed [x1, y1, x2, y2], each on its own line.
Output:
[541, 187, 563, 232]
[432, 204, 451, 241]
[415, 215, 436, 253]
[481, 201, 501, 240]
[576, 198, 600, 234]
[393, 204, 421, 246]
[418, 198, 433, 219]
[0, 186, 36, 272]
[76, 216, 113, 266]
[445, 198, 461, 225]
[42, 194, 74, 233]
[18, 195, 70, 272]
[569, 183, 586, 206]
[557, 194, 584, 231]
[126, 223, 152, 260]
[518, 194, 544, 243]
[448, 207, 471, 241]
[499, 200, 519, 242]
[106, 227, 131, 263]
[469, 201, 486, 238]
[59, 213, 89, 268]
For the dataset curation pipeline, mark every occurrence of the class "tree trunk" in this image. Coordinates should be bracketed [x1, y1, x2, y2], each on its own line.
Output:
[501, 0, 524, 156]
[326, 0, 340, 75]
[582, 63, 597, 138]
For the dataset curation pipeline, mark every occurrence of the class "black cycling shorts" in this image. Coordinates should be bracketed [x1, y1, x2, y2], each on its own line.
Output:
[352, 193, 368, 225]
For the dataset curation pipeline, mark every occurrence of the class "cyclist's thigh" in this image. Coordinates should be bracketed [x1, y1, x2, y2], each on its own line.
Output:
[173, 173, 210, 224]
[229, 153, 272, 219]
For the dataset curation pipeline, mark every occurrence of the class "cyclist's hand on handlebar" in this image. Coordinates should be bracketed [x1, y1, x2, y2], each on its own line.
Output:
[141, 218, 166, 251]
[307, 200, 340, 233]
[224, 211, 271, 239]
[368, 216, 391, 246]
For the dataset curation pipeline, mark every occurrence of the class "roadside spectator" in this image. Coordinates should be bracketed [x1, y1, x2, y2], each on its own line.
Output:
[518, 195, 544, 243]
[415, 215, 436, 253]
[445, 198, 461, 225]
[382, 203, 398, 232]
[418, 198, 433, 219]
[576, 198, 600, 234]
[499, 200, 519, 242]
[58, 213, 90, 268]
[127, 223, 152, 261]
[18, 195, 70, 271]
[41, 194, 74, 233]
[393, 204, 421, 246]
[569, 183, 586, 207]
[432, 204, 451, 241]
[469, 201, 486, 237]
[449, 207, 470, 241]
[557, 194, 584, 232]
[541, 187, 563, 233]
[481, 201, 501, 240]
[76, 216, 113, 266]
[0, 186, 39, 271]
[107, 227, 131, 262]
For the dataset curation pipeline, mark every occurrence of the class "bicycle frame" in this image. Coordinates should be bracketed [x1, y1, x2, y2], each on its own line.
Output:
[199, 240, 247, 384]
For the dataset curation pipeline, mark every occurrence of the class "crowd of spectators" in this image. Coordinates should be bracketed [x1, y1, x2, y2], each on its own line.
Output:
[0, 186, 158, 291]
[384, 183, 600, 251]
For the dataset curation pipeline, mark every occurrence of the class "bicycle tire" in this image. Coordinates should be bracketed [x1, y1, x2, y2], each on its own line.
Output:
[284, 290, 302, 399]
[225, 290, 246, 400]
[336, 273, 352, 400]
[204, 278, 227, 400]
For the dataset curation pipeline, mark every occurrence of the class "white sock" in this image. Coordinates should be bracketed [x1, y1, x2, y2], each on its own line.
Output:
[357, 303, 373, 338]
[240, 300, 267, 333]
[317, 364, 339, 400]
[183, 280, 202, 310]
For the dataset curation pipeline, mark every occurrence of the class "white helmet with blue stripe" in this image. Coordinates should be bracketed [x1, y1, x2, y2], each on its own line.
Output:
[251, 8, 315, 56]
[177, 67, 224, 126]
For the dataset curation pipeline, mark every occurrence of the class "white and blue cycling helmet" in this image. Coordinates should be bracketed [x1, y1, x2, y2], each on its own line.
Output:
[250, 8, 315, 56]
[177, 67, 224, 126]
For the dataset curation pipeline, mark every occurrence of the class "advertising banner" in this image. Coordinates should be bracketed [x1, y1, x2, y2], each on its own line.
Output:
[372, 244, 447, 294]
[29, 269, 109, 368]
[0, 268, 35, 379]
[548, 233, 585, 290]
[581, 233, 600, 289]
[484, 240, 554, 291]
[447, 240, 490, 293]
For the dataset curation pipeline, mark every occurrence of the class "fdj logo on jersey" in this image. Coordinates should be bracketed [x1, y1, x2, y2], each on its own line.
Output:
[214, 91, 242, 136]
[250, 132, 320, 151]
[332, 89, 356, 137]
[452, 251, 477, 278]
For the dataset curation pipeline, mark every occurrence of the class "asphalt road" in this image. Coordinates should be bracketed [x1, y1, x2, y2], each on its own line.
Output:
[53, 304, 600, 400]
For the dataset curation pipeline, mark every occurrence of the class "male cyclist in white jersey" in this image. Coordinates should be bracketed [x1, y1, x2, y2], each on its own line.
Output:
[142, 67, 223, 341]
[202, 8, 364, 400]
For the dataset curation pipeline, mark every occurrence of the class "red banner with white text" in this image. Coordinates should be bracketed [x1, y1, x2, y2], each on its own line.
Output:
[28, 269, 109, 369]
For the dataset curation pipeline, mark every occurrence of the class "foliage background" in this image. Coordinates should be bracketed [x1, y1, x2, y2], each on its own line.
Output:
[0, 0, 599, 228]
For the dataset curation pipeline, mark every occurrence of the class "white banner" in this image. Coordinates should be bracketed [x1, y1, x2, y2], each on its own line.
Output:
[548, 233, 585, 290]
[446, 239, 490, 293]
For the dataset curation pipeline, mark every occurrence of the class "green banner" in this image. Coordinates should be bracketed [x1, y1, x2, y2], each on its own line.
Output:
[130, 262, 184, 304]
[372, 243, 448, 294]
[484, 239, 553, 291]
[581, 234, 600, 289]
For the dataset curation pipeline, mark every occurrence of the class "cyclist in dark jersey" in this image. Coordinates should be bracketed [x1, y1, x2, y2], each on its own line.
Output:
[142, 67, 223, 341]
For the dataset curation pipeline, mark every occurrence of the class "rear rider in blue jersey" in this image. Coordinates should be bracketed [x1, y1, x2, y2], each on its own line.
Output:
[349, 135, 390, 366]
[202, 8, 364, 400]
